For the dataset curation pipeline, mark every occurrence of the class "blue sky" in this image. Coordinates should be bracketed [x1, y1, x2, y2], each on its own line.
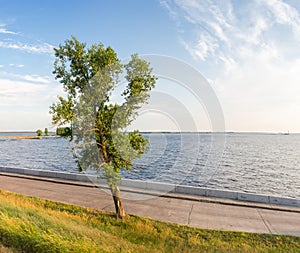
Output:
[1, 0, 300, 132]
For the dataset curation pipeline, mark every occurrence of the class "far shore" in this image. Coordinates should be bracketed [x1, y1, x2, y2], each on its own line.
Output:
[0, 136, 60, 140]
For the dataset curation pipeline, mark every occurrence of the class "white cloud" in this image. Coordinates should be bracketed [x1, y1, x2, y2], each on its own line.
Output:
[163, 0, 300, 62]
[0, 71, 52, 84]
[162, 0, 300, 132]
[0, 28, 16, 34]
[262, 0, 300, 30]
[0, 24, 18, 35]
[160, 0, 178, 20]
[0, 78, 63, 106]
[22, 74, 51, 84]
[0, 77, 63, 131]
[0, 111, 53, 132]
[0, 79, 44, 95]
[181, 33, 218, 60]
[8, 64, 25, 68]
[215, 49, 300, 132]
[0, 41, 54, 54]
[0, 24, 57, 130]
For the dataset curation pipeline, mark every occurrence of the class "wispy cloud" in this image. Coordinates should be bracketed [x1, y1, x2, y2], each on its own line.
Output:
[0, 40, 54, 54]
[0, 78, 62, 107]
[21, 74, 51, 84]
[180, 32, 218, 61]
[0, 71, 52, 84]
[0, 79, 44, 96]
[0, 24, 18, 35]
[0, 75, 63, 131]
[161, 0, 300, 131]
[160, 0, 178, 20]
[0, 23, 54, 54]
[262, 0, 300, 31]
[0, 28, 17, 35]
[9, 63, 25, 68]
[162, 0, 300, 64]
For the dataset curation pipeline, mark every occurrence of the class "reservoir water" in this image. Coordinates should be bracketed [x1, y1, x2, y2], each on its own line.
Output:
[0, 132, 299, 198]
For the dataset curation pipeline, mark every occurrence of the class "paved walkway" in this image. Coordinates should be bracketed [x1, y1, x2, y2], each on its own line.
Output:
[0, 173, 299, 236]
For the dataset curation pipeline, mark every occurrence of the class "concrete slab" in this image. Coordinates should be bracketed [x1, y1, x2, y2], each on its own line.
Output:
[269, 196, 300, 207]
[121, 179, 147, 189]
[5, 167, 24, 174]
[238, 192, 270, 203]
[175, 185, 206, 196]
[207, 189, 238, 200]
[189, 202, 270, 233]
[190, 213, 270, 234]
[39, 171, 58, 179]
[121, 191, 154, 201]
[259, 209, 300, 236]
[58, 172, 77, 181]
[125, 197, 192, 225]
[26, 169, 40, 176]
[86, 176, 106, 185]
[147, 181, 176, 193]
[74, 174, 89, 182]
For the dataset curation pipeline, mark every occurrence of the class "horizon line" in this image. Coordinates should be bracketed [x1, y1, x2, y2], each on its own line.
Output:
[0, 130, 298, 134]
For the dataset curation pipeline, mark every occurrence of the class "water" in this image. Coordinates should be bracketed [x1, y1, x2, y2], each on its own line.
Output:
[0, 132, 299, 198]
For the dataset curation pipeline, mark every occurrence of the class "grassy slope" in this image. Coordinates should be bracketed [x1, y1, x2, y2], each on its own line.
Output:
[0, 244, 14, 253]
[0, 189, 299, 253]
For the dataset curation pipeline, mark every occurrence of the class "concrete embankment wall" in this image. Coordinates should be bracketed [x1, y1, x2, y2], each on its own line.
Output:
[0, 166, 299, 208]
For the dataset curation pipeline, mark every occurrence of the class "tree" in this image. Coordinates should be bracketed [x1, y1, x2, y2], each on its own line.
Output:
[56, 127, 72, 137]
[36, 129, 42, 136]
[49, 37, 156, 219]
[44, 128, 49, 136]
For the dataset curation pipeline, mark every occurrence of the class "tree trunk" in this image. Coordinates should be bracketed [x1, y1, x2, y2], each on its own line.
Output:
[111, 186, 125, 219]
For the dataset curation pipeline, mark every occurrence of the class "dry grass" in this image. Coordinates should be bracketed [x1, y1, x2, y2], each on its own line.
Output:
[0, 189, 299, 252]
[0, 244, 15, 253]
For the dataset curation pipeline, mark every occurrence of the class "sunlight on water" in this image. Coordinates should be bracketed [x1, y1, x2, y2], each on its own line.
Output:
[0, 132, 299, 198]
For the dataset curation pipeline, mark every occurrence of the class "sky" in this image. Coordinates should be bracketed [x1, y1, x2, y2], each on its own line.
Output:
[0, 0, 300, 133]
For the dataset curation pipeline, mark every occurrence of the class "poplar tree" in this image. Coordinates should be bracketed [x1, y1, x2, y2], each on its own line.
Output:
[50, 37, 156, 218]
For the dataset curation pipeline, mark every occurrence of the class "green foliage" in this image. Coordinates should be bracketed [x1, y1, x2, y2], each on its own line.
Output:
[50, 37, 156, 188]
[56, 127, 72, 137]
[36, 129, 42, 136]
[49, 96, 74, 126]
[0, 190, 299, 253]
[44, 128, 49, 136]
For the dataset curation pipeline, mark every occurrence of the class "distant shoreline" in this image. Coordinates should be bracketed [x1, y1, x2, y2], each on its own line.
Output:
[0, 136, 59, 140]
[0, 131, 299, 135]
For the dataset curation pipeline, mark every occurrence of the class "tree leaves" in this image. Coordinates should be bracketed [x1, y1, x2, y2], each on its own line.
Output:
[50, 36, 156, 187]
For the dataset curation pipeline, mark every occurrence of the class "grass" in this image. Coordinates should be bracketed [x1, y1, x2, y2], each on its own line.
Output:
[0, 244, 14, 253]
[0, 189, 299, 252]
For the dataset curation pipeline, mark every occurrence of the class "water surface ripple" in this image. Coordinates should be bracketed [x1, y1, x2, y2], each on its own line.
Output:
[0, 133, 299, 198]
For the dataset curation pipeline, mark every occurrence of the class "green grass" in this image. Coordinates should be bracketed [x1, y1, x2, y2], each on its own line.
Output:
[0, 189, 299, 252]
